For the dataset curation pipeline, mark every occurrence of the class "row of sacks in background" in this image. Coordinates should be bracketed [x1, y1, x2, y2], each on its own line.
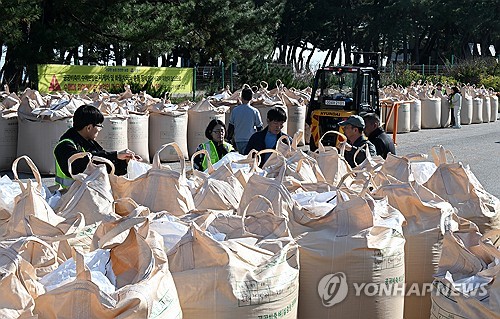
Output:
[0, 86, 185, 174]
[1, 137, 499, 317]
[0, 82, 311, 174]
[379, 83, 499, 133]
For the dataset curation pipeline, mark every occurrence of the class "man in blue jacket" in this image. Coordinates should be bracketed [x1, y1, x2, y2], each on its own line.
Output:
[244, 107, 290, 166]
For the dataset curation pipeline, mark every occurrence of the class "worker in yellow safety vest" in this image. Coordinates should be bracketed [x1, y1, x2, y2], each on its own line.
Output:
[53, 104, 140, 188]
[193, 119, 234, 171]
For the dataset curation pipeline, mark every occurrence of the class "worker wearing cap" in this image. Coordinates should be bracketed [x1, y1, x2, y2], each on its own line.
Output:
[338, 115, 376, 168]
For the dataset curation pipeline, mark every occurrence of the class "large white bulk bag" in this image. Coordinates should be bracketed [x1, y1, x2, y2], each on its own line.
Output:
[482, 96, 491, 123]
[309, 131, 351, 187]
[0, 114, 18, 170]
[275, 86, 306, 146]
[6, 156, 65, 240]
[420, 98, 441, 128]
[440, 96, 451, 127]
[424, 145, 500, 233]
[253, 82, 288, 135]
[460, 94, 473, 125]
[16, 117, 73, 174]
[409, 99, 421, 131]
[95, 115, 128, 152]
[149, 109, 188, 162]
[190, 150, 244, 211]
[373, 182, 457, 319]
[0, 237, 45, 318]
[471, 97, 483, 124]
[127, 113, 149, 163]
[35, 223, 183, 319]
[490, 95, 498, 121]
[200, 195, 290, 240]
[168, 224, 299, 319]
[286, 104, 306, 145]
[430, 226, 500, 319]
[386, 102, 410, 133]
[55, 153, 117, 229]
[110, 143, 195, 216]
[238, 162, 295, 219]
[187, 99, 227, 157]
[293, 190, 406, 319]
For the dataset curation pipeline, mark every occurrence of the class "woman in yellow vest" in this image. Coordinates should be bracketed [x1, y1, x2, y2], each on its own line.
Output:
[193, 119, 234, 171]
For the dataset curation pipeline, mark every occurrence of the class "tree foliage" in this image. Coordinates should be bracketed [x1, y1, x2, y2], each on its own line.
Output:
[0, 0, 498, 91]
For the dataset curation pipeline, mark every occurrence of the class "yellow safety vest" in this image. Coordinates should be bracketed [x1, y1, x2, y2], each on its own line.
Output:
[53, 138, 85, 188]
[201, 140, 233, 171]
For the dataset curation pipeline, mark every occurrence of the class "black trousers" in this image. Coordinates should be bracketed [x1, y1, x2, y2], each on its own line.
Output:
[450, 108, 455, 126]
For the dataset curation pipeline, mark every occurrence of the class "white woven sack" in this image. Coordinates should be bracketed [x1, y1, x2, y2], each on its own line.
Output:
[373, 181, 456, 319]
[187, 99, 226, 156]
[424, 145, 500, 233]
[149, 109, 189, 162]
[311, 130, 351, 186]
[94, 115, 128, 152]
[295, 189, 406, 319]
[430, 229, 500, 319]
[168, 223, 299, 319]
[0, 114, 17, 170]
[127, 113, 149, 163]
[238, 159, 294, 219]
[56, 153, 118, 226]
[191, 149, 244, 211]
[110, 143, 194, 215]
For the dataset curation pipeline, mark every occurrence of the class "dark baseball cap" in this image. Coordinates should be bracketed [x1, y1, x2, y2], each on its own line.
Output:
[338, 115, 365, 129]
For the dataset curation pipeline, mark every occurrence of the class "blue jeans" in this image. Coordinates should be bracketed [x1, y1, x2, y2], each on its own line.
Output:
[236, 142, 248, 154]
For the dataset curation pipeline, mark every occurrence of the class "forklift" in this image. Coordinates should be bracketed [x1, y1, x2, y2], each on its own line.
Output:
[306, 52, 381, 151]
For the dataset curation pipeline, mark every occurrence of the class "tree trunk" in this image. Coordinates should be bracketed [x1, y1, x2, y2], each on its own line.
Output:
[403, 35, 408, 63]
[278, 43, 287, 64]
[322, 49, 332, 67]
[114, 43, 122, 66]
[1, 45, 23, 92]
[306, 45, 316, 72]
[58, 50, 65, 63]
[297, 45, 307, 72]
[286, 45, 295, 65]
[289, 44, 298, 69]
[82, 45, 89, 65]
[344, 41, 352, 65]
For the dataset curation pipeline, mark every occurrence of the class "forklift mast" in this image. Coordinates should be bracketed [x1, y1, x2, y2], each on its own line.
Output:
[306, 52, 381, 150]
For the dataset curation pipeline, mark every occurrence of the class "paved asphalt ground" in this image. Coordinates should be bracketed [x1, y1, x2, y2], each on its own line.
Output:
[3, 114, 500, 198]
[395, 116, 500, 198]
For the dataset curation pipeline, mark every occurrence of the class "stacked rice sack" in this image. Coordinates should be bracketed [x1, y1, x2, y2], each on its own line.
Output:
[379, 82, 499, 132]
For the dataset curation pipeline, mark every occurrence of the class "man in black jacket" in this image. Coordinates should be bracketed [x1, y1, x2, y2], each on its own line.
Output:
[362, 113, 396, 159]
[338, 115, 377, 167]
[244, 107, 290, 167]
[53, 104, 139, 188]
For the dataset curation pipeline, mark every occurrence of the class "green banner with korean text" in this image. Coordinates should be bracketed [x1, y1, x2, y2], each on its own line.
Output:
[37, 64, 193, 94]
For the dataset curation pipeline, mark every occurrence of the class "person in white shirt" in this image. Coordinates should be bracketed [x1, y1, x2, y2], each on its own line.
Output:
[449, 86, 462, 129]
[227, 87, 263, 153]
